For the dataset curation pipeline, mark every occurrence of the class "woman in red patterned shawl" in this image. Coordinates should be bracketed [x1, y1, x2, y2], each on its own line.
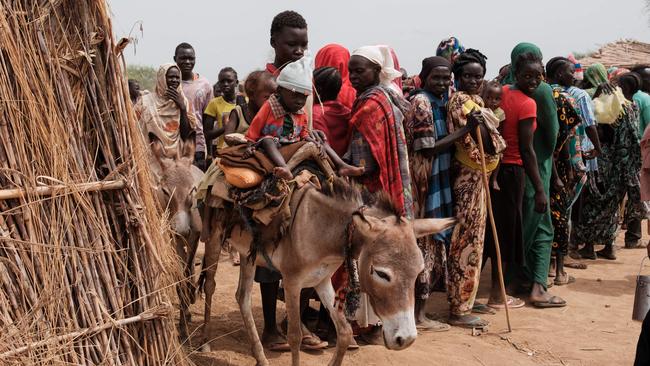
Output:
[328, 45, 413, 343]
[345, 45, 413, 217]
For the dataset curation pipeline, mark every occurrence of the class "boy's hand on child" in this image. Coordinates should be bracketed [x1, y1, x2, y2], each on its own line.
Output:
[308, 130, 327, 144]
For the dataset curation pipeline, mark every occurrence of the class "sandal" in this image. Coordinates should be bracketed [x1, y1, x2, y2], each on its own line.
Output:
[416, 319, 451, 332]
[488, 296, 525, 309]
[596, 248, 616, 260]
[449, 315, 489, 329]
[532, 295, 566, 308]
[301, 334, 328, 350]
[472, 303, 496, 315]
[565, 261, 588, 270]
[554, 274, 576, 286]
[266, 341, 291, 352]
[578, 247, 597, 260]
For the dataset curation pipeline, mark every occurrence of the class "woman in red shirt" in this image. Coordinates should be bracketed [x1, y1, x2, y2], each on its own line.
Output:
[484, 52, 545, 309]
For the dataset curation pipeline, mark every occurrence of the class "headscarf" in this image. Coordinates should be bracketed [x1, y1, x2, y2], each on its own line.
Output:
[137, 63, 193, 156]
[583, 63, 609, 97]
[608, 67, 630, 81]
[352, 45, 403, 93]
[389, 47, 403, 90]
[436, 37, 465, 64]
[585, 63, 608, 87]
[315, 44, 356, 108]
[277, 56, 313, 95]
[418, 56, 452, 84]
[501, 42, 543, 86]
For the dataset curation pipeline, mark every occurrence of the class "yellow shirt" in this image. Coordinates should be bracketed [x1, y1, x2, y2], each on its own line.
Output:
[204, 96, 246, 147]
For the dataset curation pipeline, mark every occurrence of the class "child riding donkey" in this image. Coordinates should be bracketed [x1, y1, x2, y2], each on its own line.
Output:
[245, 56, 363, 180]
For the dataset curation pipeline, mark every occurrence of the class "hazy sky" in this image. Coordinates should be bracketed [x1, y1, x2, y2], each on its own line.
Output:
[109, 0, 650, 83]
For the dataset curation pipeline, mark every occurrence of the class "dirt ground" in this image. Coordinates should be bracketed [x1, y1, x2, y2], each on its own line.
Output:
[182, 231, 648, 366]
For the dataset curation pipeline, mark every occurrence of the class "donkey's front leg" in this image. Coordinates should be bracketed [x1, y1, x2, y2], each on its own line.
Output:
[199, 226, 222, 352]
[283, 280, 303, 366]
[315, 279, 353, 366]
[236, 255, 269, 366]
[175, 238, 192, 342]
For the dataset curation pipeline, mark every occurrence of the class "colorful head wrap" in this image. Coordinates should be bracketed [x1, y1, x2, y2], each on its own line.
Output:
[585, 63, 608, 87]
[315, 44, 356, 107]
[567, 54, 583, 81]
[608, 66, 630, 81]
[436, 37, 465, 64]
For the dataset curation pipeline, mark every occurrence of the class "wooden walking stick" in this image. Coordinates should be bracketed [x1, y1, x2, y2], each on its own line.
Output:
[475, 124, 512, 333]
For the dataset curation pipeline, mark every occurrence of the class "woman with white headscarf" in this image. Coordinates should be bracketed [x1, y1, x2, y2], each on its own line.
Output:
[345, 45, 413, 216]
[330, 45, 413, 343]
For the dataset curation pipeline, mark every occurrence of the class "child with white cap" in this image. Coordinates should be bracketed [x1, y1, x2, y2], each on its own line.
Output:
[246, 57, 363, 180]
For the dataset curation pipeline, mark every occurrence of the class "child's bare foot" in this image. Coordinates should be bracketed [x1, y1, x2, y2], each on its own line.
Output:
[273, 166, 293, 180]
[338, 164, 364, 177]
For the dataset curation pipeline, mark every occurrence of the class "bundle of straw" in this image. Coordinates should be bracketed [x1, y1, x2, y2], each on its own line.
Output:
[0, 1, 187, 364]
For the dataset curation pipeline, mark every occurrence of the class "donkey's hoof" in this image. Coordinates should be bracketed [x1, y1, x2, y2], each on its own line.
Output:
[255, 361, 270, 366]
[199, 343, 211, 353]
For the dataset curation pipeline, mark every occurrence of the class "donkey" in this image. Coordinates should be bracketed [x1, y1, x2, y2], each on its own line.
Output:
[148, 134, 203, 341]
[198, 176, 456, 366]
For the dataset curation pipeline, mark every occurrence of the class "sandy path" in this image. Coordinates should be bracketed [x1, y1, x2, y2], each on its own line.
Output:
[184, 232, 647, 366]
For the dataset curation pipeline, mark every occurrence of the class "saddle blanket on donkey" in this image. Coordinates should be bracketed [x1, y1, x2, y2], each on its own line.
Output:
[196, 140, 336, 264]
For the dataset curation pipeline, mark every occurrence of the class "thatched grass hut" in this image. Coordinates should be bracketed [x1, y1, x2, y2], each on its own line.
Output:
[0, 1, 187, 364]
[578, 39, 650, 69]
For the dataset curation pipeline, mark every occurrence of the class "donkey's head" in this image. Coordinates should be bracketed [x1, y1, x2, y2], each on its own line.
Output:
[149, 133, 202, 238]
[352, 196, 455, 350]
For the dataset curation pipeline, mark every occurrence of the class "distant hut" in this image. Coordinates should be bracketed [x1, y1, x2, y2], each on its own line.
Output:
[578, 39, 650, 69]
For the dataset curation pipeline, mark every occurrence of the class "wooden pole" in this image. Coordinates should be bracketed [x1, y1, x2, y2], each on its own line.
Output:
[475, 126, 512, 333]
[0, 179, 125, 201]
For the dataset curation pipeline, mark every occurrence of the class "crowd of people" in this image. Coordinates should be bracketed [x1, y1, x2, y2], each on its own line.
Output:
[128, 9, 650, 356]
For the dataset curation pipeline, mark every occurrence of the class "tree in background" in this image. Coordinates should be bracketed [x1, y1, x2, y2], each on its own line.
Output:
[126, 64, 156, 92]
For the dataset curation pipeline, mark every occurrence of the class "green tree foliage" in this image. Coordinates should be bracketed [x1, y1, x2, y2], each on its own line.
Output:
[126, 64, 156, 92]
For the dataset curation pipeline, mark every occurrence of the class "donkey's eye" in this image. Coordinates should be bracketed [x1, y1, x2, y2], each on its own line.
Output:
[372, 267, 391, 283]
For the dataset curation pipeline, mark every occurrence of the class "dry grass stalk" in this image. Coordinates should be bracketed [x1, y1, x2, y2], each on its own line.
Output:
[0, 1, 188, 364]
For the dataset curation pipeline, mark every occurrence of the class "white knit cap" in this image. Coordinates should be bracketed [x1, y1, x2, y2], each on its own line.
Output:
[351, 45, 402, 88]
[276, 57, 313, 95]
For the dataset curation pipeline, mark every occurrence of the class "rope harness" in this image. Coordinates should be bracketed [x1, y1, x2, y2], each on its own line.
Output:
[335, 205, 367, 319]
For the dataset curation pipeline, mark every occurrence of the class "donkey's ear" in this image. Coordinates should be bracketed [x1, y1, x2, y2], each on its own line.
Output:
[180, 131, 196, 161]
[352, 214, 382, 240]
[412, 217, 456, 238]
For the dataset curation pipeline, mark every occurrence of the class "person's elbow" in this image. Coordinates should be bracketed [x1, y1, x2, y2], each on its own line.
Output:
[519, 144, 535, 161]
